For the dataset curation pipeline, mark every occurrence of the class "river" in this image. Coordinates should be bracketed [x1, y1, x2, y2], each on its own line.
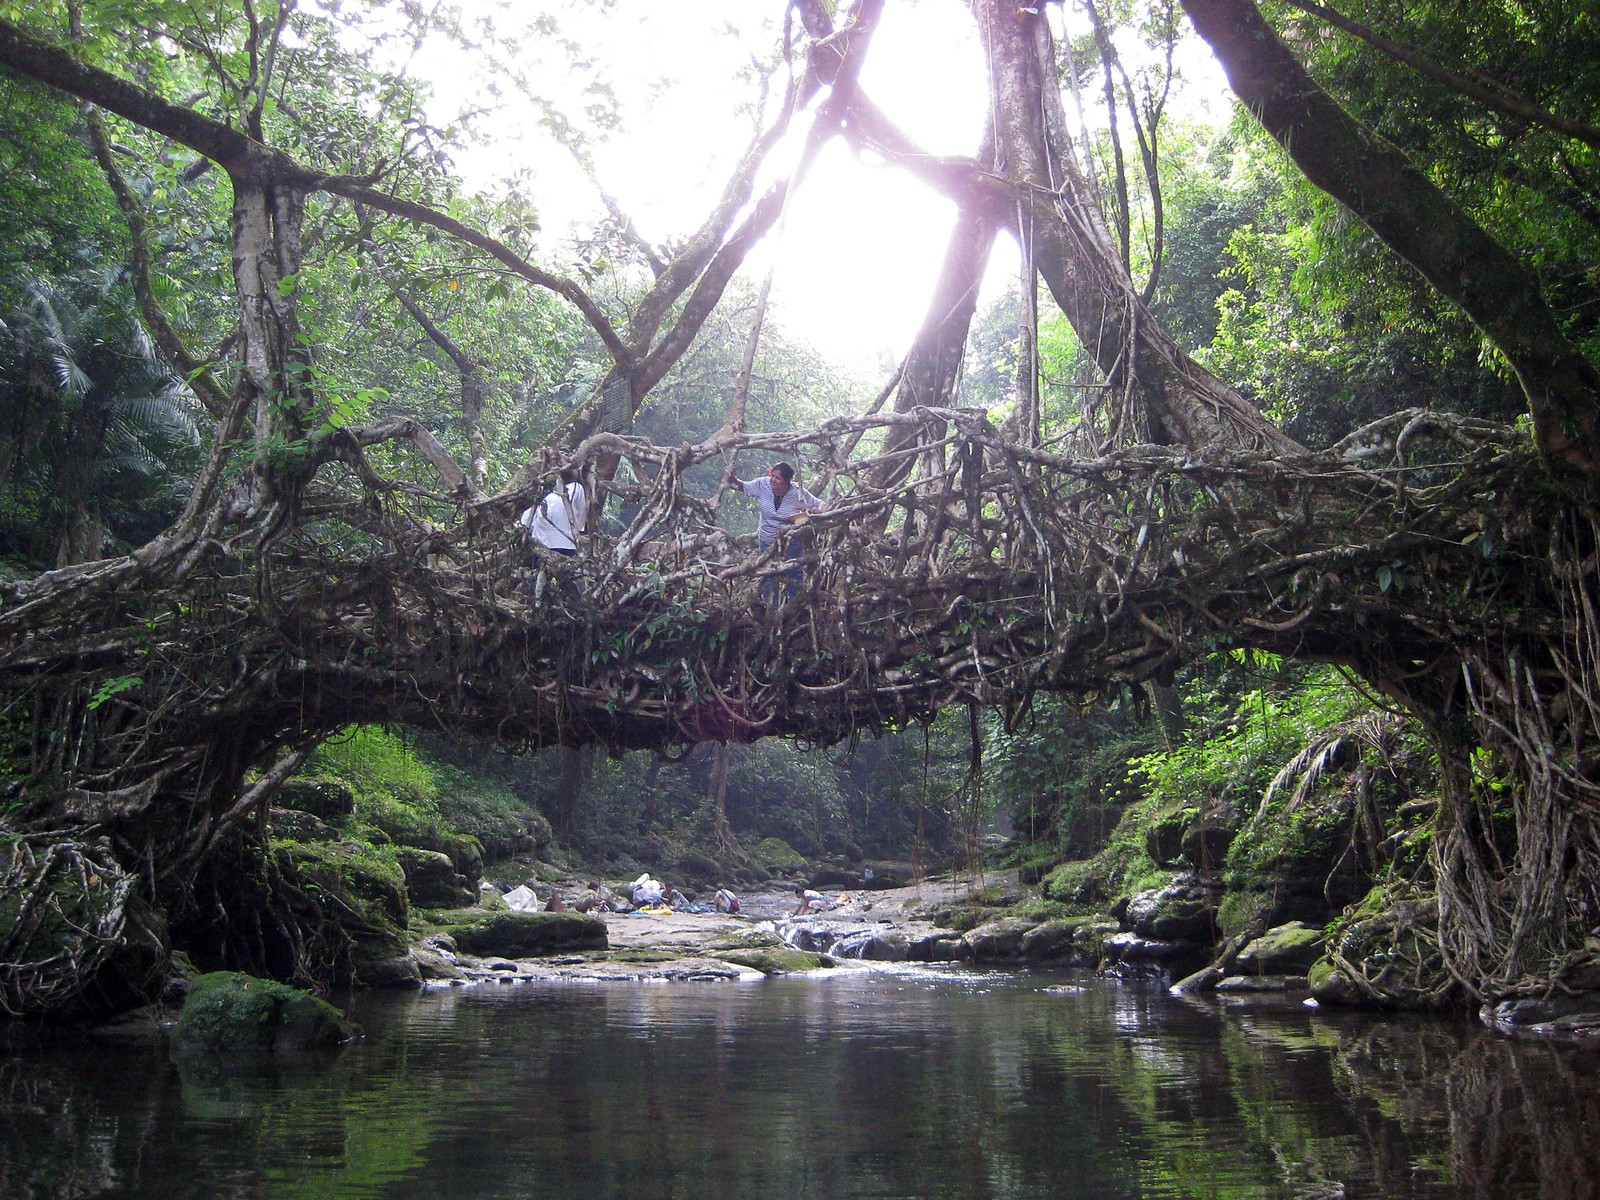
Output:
[4, 964, 1599, 1198]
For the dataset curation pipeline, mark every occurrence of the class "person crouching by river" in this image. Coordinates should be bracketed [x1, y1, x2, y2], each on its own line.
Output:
[714, 887, 740, 914]
[793, 885, 835, 916]
[727, 461, 823, 605]
[574, 881, 621, 913]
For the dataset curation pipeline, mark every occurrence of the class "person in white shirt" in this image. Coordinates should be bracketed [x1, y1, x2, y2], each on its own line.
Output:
[519, 469, 587, 559]
[793, 885, 834, 915]
[727, 461, 823, 604]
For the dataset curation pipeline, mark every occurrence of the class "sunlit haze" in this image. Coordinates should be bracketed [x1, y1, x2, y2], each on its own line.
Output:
[416, 0, 1014, 374]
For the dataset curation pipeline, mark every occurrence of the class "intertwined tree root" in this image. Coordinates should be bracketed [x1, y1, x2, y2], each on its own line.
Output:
[2, 406, 1596, 1005]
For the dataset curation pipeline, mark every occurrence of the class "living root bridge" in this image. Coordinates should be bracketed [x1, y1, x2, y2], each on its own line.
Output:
[2, 405, 1596, 1002]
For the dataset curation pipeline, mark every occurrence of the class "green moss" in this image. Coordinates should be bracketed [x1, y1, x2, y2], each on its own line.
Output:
[424, 910, 607, 957]
[752, 837, 805, 870]
[175, 971, 357, 1053]
[707, 929, 785, 952]
[712, 948, 829, 974]
[272, 838, 407, 929]
[1012, 896, 1074, 922]
[1042, 860, 1092, 900]
[612, 950, 681, 964]
[1222, 798, 1346, 885]
[1044, 794, 1170, 908]
[943, 905, 1006, 933]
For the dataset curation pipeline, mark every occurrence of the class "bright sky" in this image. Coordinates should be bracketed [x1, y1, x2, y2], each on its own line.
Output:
[416, 0, 1229, 374]
[415, 0, 1009, 372]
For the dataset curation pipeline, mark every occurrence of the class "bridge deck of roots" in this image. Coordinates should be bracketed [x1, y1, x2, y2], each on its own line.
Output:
[236, 405, 1533, 752]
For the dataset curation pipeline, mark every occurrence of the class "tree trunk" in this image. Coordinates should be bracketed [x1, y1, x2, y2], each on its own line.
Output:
[1180, 0, 1600, 479]
[975, 0, 1302, 456]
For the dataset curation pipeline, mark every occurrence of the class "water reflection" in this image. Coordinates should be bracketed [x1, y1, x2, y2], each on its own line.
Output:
[4, 967, 1600, 1198]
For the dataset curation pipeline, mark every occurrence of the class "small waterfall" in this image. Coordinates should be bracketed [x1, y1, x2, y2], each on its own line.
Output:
[779, 920, 910, 961]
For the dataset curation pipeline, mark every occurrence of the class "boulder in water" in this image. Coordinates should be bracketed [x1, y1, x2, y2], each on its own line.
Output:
[1236, 921, 1325, 976]
[174, 972, 359, 1053]
[962, 915, 1043, 962]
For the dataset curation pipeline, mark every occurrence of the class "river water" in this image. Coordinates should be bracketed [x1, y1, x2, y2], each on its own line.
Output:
[4, 964, 1600, 1199]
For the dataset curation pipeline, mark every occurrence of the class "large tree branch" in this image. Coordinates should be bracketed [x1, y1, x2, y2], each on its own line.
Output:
[0, 17, 632, 365]
[0, 19, 264, 169]
[325, 180, 631, 363]
[866, 191, 1000, 494]
[626, 0, 887, 353]
[1282, 0, 1600, 154]
[1182, 0, 1600, 477]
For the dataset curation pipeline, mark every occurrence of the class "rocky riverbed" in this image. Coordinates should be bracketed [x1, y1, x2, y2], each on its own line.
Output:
[410, 874, 995, 986]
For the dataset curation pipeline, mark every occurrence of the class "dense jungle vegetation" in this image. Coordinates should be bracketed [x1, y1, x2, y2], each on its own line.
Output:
[3, 0, 1599, 1022]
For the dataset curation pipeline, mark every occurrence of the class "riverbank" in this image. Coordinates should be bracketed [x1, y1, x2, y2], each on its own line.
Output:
[413, 873, 996, 986]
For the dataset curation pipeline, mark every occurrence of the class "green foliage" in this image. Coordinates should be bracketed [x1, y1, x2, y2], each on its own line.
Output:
[1286, 0, 1600, 365]
[0, 266, 204, 567]
[1051, 794, 1171, 905]
[0, 75, 123, 298]
[311, 725, 437, 811]
[430, 762, 542, 853]
[983, 690, 1162, 849]
[1130, 665, 1367, 809]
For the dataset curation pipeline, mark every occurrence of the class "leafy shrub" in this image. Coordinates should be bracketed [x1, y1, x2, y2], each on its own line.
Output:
[311, 726, 436, 809]
[1131, 664, 1366, 809]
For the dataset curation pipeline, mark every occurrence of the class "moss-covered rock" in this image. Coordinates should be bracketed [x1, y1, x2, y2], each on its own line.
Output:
[1215, 890, 1274, 939]
[711, 947, 829, 974]
[268, 807, 341, 843]
[1143, 802, 1192, 868]
[273, 839, 408, 929]
[924, 903, 1006, 933]
[1222, 794, 1370, 928]
[673, 849, 721, 886]
[174, 971, 359, 1053]
[752, 837, 806, 871]
[396, 846, 474, 908]
[1236, 921, 1325, 975]
[361, 806, 485, 887]
[1180, 800, 1243, 873]
[1308, 957, 1366, 1006]
[275, 777, 356, 820]
[963, 915, 1044, 962]
[269, 838, 414, 988]
[1123, 876, 1217, 942]
[430, 910, 607, 958]
[1019, 915, 1116, 965]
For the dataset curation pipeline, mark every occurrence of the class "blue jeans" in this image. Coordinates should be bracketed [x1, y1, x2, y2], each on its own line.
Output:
[760, 536, 805, 605]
